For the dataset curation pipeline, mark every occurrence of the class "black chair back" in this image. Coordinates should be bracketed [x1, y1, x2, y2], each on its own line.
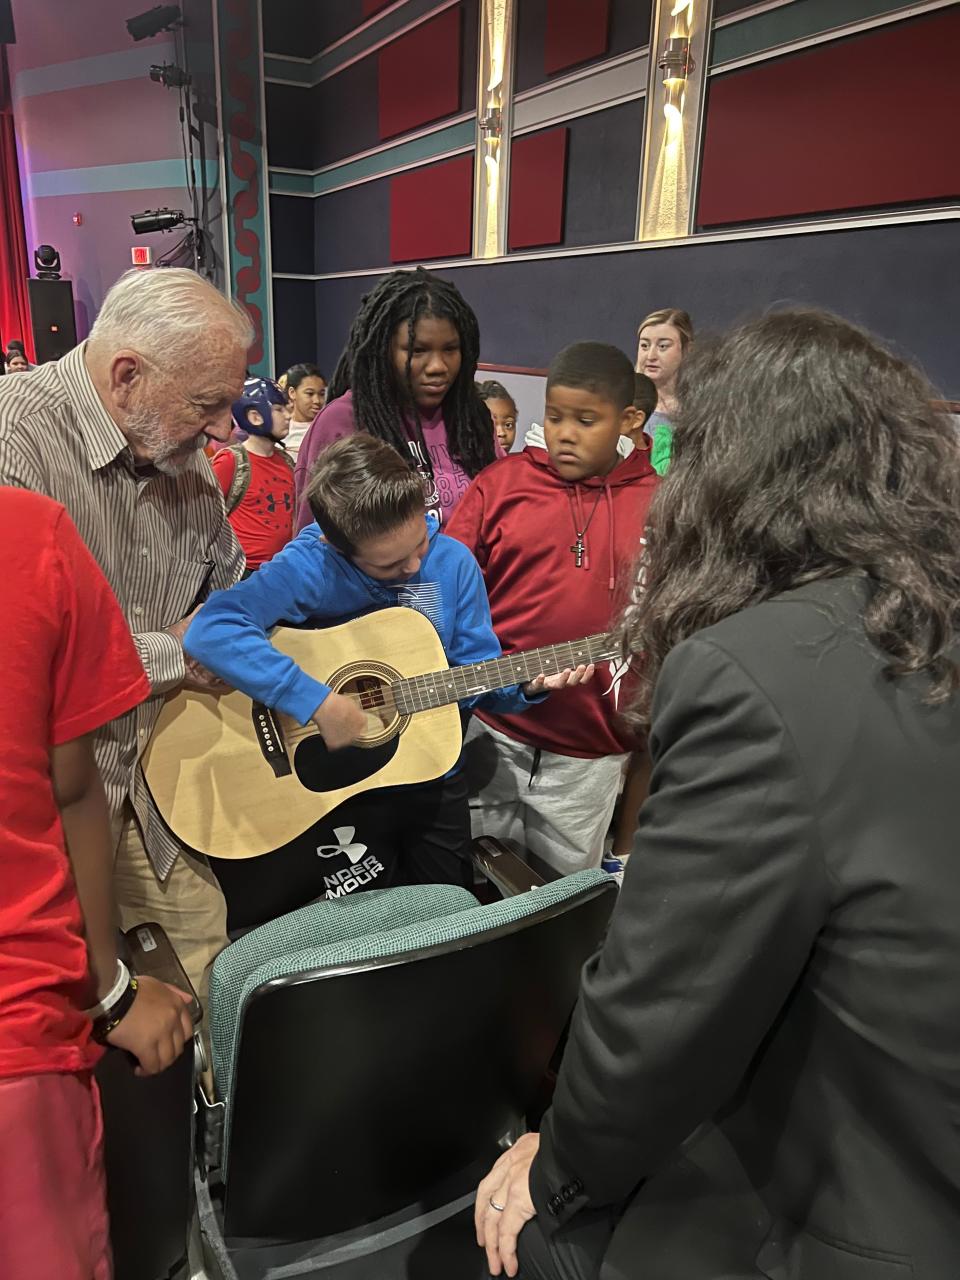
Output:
[222, 877, 616, 1241]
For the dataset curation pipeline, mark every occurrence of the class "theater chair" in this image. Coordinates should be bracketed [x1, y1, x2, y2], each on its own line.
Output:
[95, 923, 204, 1280]
[193, 861, 616, 1280]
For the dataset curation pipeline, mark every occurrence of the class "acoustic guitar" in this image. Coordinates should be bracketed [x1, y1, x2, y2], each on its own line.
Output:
[142, 607, 618, 860]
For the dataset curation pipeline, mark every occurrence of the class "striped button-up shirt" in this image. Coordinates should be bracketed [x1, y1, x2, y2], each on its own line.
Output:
[0, 343, 243, 878]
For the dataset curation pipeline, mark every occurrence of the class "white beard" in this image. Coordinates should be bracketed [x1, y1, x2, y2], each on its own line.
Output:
[124, 405, 204, 475]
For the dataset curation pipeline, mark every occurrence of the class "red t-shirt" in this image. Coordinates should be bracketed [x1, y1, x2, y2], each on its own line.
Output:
[211, 446, 295, 569]
[0, 489, 150, 1080]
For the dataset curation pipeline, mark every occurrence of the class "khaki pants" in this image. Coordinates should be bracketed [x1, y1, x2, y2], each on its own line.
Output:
[113, 811, 229, 1017]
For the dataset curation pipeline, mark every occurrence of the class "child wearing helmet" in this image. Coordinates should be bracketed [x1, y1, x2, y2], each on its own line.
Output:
[210, 378, 295, 573]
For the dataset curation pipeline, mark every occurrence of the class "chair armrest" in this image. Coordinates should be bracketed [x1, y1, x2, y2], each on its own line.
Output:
[121, 922, 202, 1026]
[471, 837, 549, 896]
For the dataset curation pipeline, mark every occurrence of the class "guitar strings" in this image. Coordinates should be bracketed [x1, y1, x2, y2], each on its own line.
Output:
[278, 634, 621, 741]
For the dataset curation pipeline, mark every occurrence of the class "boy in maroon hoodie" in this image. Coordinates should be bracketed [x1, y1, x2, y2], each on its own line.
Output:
[446, 342, 658, 874]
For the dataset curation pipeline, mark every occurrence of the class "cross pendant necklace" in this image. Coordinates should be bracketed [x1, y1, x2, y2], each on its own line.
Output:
[569, 491, 604, 570]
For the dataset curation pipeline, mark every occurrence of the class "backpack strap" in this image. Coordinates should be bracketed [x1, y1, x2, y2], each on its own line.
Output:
[223, 445, 252, 515]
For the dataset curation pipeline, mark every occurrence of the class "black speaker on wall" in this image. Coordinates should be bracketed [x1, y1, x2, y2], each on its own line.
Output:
[28, 278, 78, 363]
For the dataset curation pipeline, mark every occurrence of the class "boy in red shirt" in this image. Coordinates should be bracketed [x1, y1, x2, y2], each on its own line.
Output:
[0, 488, 195, 1280]
[212, 377, 295, 572]
[446, 343, 658, 875]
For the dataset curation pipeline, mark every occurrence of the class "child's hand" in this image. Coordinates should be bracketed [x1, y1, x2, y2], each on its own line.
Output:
[105, 975, 195, 1077]
[312, 690, 368, 749]
[523, 663, 595, 696]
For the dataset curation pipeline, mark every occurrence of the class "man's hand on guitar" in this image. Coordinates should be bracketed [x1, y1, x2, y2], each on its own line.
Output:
[523, 662, 595, 696]
[182, 655, 231, 695]
[312, 690, 368, 750]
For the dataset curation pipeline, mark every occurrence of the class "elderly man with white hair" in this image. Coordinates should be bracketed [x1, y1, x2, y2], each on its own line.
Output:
[0, 268, 252, 1010]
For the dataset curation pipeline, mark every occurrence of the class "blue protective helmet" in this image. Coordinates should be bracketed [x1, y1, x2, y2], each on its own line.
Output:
[232, 376, 287, 438]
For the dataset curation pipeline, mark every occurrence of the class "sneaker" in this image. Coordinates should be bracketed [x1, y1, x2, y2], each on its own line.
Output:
[601, 853, 624, 885]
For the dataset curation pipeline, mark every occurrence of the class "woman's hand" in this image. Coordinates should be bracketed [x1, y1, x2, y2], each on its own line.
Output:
[524, 663, 595, 697]
[475, 1132, 540, 1277]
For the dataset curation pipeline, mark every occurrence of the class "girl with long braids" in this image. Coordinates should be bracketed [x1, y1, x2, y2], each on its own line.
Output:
[293, 268, 496, 532]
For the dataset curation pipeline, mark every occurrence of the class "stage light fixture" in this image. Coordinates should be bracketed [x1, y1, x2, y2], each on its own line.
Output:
[126, 5, 182, 41]
[34, 244, 62, 280]
[131, 208, 186, 235]
[149, 62, 191, 89]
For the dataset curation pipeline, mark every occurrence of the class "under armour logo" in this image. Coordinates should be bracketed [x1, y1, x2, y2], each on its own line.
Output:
[264, 491, 293, 514]
[315, 826, 368, 865]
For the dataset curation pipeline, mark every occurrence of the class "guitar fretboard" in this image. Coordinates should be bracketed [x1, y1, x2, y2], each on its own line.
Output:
[392, 633, 618, 715]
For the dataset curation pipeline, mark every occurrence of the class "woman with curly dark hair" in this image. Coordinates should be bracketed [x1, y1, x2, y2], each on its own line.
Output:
[476, 309, 960, 1280]
[293, 267, 495, 531]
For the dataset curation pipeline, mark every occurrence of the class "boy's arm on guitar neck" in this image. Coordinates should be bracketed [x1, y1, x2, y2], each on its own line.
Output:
[448, 554, 547, 715]
[183, 539, 336, 725]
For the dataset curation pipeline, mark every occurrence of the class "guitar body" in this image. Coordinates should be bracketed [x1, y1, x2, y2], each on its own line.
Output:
[142, 608, 462, 860]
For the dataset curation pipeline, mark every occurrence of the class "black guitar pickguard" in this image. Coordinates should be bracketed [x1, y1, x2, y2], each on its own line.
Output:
[293, 735, 399, 792]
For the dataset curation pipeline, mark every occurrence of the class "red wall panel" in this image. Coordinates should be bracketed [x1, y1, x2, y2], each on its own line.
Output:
[378, 6, 462, 141]
[362, 0, 393, 15]
[390, 154, 474, 263]
[698, 9, 960, 228]
[544, 0, 610, 76]
[508, 127, 569, 250]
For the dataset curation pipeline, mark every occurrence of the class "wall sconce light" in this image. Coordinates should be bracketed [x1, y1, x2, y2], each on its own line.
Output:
[659, 35, 693, 127]
[473, 0, 516, 259]
[638, 0, 714, 241]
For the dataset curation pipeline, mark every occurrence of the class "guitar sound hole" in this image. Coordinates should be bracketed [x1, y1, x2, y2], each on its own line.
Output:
[340, 674, 398, 738]
[292, 671, 402, 794]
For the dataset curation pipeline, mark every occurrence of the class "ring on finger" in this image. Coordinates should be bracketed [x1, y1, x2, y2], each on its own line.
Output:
[489, 1197, 506, 1212]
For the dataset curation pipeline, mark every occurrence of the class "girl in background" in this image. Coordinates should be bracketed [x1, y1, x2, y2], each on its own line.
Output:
[282, 364, 326, 461]
[635, 307, 694, 476]
[293, 268, 495, 532]
[477, 379, 519, 452]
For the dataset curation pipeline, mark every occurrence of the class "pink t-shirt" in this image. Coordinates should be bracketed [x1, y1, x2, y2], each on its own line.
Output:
[293, 390, 474, 532]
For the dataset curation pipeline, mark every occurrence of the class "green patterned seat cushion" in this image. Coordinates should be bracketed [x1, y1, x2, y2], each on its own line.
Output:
[212, 870, 609, 1105]
[210, 883, 479, 1089]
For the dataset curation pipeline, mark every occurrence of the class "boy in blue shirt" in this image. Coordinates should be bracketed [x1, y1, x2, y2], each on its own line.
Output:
[185, 434, 590, 920]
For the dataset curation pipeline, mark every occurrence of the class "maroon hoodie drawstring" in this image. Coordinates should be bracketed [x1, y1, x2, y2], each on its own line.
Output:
[604, 482, 615, 593]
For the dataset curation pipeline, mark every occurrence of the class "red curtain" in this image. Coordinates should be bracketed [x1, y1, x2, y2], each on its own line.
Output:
[0, 48, 33, 360]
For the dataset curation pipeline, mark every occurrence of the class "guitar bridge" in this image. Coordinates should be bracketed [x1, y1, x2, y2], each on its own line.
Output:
[251, 703, 292, 777]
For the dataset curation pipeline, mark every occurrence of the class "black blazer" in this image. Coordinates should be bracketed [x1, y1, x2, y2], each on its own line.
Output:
[532, 577, 960, 1279]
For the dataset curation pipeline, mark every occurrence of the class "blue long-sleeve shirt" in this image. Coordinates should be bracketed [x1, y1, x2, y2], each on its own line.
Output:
[184, 515, 540, 726]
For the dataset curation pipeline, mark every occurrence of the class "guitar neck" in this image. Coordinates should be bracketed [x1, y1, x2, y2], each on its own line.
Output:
[392, 633, 620, 715]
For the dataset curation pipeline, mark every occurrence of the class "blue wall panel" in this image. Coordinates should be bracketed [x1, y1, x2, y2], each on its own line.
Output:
[314, 177, 393, 274]
[266, 57, 382, 170]
[270, 194, 315, 274]
[263, 0, 322, 57]
[309, 221, 960, 396]
[274, 276, 319, 375]
[561, 100, 643, 248]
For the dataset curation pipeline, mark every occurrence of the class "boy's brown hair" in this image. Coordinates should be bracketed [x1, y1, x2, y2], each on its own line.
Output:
[306, 433, 425, 555]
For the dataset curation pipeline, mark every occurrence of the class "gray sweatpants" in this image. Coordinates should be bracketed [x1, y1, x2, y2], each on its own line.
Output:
[462, 719, 627, 876]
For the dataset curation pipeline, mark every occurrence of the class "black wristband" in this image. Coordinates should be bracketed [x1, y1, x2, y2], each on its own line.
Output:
[92, 975, 139, 1043]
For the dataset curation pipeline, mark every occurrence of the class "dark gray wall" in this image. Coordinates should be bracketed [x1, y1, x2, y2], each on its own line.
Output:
[299, 220, 960, 397]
